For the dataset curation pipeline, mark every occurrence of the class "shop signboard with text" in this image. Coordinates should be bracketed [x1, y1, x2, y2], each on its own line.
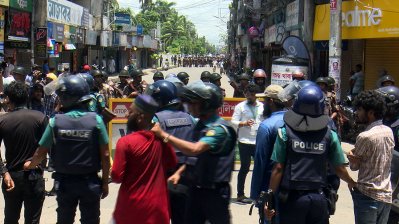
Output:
[47, 0, 88, 27]
[10, 0, 31, 12]
[6, 8, 31, 42]
[314, 0, 399, 40]
[0, 0, 8, 6]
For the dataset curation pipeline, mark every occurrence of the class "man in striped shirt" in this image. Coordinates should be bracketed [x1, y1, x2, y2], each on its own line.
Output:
[348, 90, 395, 224]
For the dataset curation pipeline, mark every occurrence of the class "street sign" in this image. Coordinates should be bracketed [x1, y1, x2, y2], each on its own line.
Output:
[109, 98, 132, 120]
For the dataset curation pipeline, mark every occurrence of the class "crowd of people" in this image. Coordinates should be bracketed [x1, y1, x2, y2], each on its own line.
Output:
[0, 59, 398, 224]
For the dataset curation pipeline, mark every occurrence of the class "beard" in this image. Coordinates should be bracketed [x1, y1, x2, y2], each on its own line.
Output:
[263, 103, 272, 118]
[127, 116, 139, 134]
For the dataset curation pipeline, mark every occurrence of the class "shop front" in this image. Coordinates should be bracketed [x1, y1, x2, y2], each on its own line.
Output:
[46, 0, 89, 72]
[5, 0, 32, 68]
[314, 0, 399, 91]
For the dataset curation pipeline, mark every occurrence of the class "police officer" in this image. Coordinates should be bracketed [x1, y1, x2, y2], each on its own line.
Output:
[123, 69, 145, 98]
[151, 81, 237, 224]
[253, 69, 268, 93]
[377, 86, 399, 222]
[146, 80, 196, 224]
[200, 71, 211, 82]
[232, 73, 251, 98]
[153, 71, 164, 82]
[115, 70, 130, 97]
[79, 73, 106, 115]
[24, 75, 111, 224]
[378, 74, 395, 87]
[210, 73, 226, 97]
[177, 72, 190, 85]
[265, 85, 355, 224]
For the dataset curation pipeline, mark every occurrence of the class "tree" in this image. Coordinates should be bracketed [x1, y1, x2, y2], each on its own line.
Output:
[132, 0, 216, 55]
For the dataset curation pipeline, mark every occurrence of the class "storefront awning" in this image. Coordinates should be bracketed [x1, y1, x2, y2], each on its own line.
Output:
[64, 44, 76, 50]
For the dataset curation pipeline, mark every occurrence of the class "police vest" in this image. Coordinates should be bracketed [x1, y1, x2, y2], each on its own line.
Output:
[194, 118, 237, 187]
[155, 110, 196, 165]
[52, 113, 101, 175]
[281, 125, 331, 191]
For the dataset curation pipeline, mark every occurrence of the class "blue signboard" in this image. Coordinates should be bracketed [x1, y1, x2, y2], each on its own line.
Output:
[115, 13, 131, 25]
[137, 25, 143, 35]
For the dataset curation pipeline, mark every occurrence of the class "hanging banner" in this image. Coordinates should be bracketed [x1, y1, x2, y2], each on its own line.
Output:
[6, 8, 31, 42]
[47, 0, 88, 27]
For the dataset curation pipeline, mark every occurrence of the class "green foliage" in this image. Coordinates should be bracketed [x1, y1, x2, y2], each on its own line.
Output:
[132, 0, 216, 55]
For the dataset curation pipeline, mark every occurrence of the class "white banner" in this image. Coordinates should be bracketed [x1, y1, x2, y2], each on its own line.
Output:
[47, 0, 85, 27]
[271, 64, 308, 86]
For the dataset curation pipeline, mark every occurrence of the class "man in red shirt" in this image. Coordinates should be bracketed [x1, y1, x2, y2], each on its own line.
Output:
[111, 94, 177, 224]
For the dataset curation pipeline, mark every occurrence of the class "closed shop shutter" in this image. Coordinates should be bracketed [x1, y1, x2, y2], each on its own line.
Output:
[364, 39, 399, 90]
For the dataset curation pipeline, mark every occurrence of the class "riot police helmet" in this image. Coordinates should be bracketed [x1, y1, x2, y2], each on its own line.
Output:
[377, 86, 399, 107]
[78, 73, 95, 91]
[130, 69, 144, 78]
[146, 80, 180, 108]
[379, 75, 395, 87]
[118, 70, 129, 77]
[56, 75, 91, 109]
[278, 80, 317, 103]
[253, 69, 267, 79]
[153, 71, 164, 79]
[238, 73, 251, 81]
[210, 73, 222, 82]
[200, 71, 212, 82]
[100, 70, 108, 78]
[13, 66, 26, 76]
[293, 85, 325, 116]
[177, 72, 190, 84]
[180, 81, 223, 113]
[325, 76, 336, 87]
[315, 77, 328, 85]
[91, 69, 102, 77]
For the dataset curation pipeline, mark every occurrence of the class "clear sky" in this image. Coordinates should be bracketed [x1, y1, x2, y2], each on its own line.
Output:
[117, 0, 231, 46]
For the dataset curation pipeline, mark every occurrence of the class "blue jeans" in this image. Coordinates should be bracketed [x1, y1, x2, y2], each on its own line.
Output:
[351, 188, 391, 224]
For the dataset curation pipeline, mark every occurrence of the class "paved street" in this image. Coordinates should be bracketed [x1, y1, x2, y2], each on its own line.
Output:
[0, 164, 357, 224]
[0, 67, 358, 223]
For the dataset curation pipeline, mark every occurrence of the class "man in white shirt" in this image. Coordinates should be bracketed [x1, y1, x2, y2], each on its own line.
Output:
[350, 64, 364, 96]
[108, 56, 116, 74]
[231, 83, 264, 203]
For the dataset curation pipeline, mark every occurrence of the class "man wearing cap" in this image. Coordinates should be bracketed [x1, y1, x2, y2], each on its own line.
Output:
[111, 95, 177, 224]
[231, 83, 264, 203]
[265, 85, 356, 224]
[250, 85, 285, 219]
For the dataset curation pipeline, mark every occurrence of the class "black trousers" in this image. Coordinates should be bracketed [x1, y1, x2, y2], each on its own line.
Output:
[185, 183, 231, 224]
[279, 191, 329, 224]
[2, 170, 45, 224]
[237, 142, 255, 196]
[53, 173, 102, 224]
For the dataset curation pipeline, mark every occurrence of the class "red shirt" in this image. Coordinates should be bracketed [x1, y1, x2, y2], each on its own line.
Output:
[111, 131, 177, 224]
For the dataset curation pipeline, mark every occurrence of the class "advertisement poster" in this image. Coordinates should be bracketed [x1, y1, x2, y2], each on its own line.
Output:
[108, 122, 127, 153]
[7, 8, 31, 42]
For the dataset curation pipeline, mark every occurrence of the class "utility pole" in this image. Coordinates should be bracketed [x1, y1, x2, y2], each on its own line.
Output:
[328, 0, 342, 100]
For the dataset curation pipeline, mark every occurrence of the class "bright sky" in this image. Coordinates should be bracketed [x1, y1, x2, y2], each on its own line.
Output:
[117, 0, 231, 46]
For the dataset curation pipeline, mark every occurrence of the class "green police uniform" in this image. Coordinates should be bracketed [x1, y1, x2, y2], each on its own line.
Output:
[271, 127, 346, 165]
[39, 110, 109, 148]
